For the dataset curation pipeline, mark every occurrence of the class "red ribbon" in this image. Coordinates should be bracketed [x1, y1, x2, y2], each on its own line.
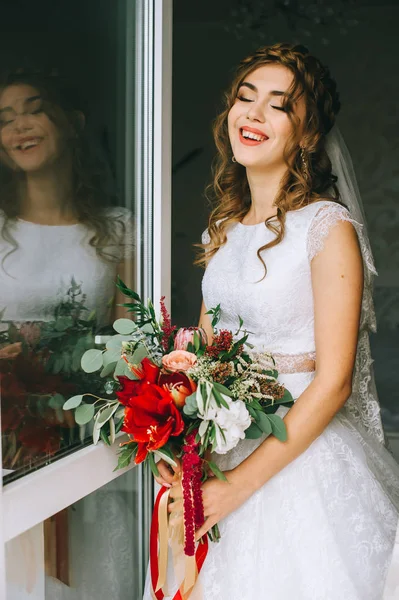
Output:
[150, 486, 209, 600]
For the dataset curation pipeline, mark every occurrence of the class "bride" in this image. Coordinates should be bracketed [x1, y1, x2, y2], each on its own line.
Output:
[147, 43, 399, 599]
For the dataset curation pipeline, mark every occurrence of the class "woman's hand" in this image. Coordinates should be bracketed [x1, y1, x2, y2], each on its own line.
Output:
[154, 457, 182, 488]
[195, 469, 253, 541]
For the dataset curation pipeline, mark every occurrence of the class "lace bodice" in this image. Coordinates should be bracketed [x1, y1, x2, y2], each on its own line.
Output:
[203, 200, 351, 354]
[202, 200, 385, 442]
[0, 207, 133, 329]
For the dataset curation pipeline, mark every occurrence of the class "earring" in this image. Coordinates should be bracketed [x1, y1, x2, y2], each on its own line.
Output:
[300, 147, 309, 180]
[232, 156, 237, 163]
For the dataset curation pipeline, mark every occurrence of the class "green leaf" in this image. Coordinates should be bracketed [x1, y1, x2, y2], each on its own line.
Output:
[96, 403, 119, 427]
[256, 411, 273, 435]
[268, 413, 288, 442]
[105, 335, 131, 350]
[103, 348, 122, 366]
[183, 392, 198, 417]
[208, 461, 228, 481]
[81, 349, 104, 373]
[115, 418, 124, 434]
[52, 354, 64, 374]
[113, 318, 137, 335]
[131, 345, 148, 364]
[109, 417, 116, 444]
[100, 428, 111, 446]
[100, 361, 118, 378]
[153, 449, 177, 468]
[93, 420, 102, 445]
[75, 403, 95, 425]
[54, 316, 73, 332]
[116, 277, 142, 302]
[49, 393, 65, 409]
[212, 386, 229, 409]
[63, 394, 83, 410]
[115, 445, 137, 471]
[148, 451, 160, 477]
[114, 358, 133, 379]
[193, 331, 201, 352]
[246, 404, 257, 419]
[244, 422, 263, 439]
[212, 382, 233, 397]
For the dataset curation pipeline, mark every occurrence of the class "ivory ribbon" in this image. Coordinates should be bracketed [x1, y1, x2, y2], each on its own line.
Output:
[155, 488, 171, 593]
[150, 486, 209, 600]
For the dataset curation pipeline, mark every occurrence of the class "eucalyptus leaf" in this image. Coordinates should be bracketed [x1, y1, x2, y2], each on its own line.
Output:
[106, 335, 132, 350]
[100, 361, 118, 378]
[131, 345, 148, 364]
[114, 358, 135, 379]
[81, 349, 104, 373]
[244, 422, 263, 439]
[49, 393, 65, 409]
[62, 394, 83, 410]
[96, 403, 119, 427]
[268, 413, 288, 442]
[183, 392, 198, 417]
[256, 411, 273, 436]
[113, 318, 137, 335]
[52, 354, 64, 374]
[75, 403, 95, 425]
[103, 348, 122, 366]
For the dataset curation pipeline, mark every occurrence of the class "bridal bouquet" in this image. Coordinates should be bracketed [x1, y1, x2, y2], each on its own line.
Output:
[64, 278, 293, 598]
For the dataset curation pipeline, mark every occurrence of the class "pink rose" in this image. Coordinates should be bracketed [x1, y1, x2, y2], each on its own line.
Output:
[174, 327, 208, 351]
[162, 350, 197, 373]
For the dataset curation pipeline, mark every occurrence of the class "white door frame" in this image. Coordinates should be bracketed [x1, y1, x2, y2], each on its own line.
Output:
[0, 0, 172, 594]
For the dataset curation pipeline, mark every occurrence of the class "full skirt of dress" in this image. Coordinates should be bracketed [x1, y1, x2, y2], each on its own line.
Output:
[143, 374, 399, 600]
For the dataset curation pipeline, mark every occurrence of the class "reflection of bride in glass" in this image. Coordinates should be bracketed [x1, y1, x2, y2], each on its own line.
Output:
[0, 69, 133, 472]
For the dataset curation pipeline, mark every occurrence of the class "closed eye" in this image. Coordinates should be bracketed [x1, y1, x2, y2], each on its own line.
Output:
[271, 105, 286, 112]
[237, 95, 253, 103]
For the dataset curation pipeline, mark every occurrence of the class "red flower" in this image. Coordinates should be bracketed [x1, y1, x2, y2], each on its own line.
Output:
[159, 371, 197, 408]
[116, 376, 150, 406]
[129, 357, 160, 383]
[121, 383, 184, 464]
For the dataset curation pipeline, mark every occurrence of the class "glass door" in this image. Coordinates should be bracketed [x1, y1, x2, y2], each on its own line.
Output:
[0, 0, 172, 598]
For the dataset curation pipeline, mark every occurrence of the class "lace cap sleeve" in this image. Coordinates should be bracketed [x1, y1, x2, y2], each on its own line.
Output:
[202, 228, 210, 245]
[306, 202, 361, 262]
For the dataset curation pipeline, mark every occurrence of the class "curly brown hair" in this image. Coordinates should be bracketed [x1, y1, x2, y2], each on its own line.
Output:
[197, 43, 342, 275]
[0, 69, 126, 269]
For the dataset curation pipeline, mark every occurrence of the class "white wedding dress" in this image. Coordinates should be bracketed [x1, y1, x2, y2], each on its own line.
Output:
[144, 200, 399, 600]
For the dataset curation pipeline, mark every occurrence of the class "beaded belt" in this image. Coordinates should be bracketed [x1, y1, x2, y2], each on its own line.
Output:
[274, 352, 316, 374]
[252, 351, 316, 375]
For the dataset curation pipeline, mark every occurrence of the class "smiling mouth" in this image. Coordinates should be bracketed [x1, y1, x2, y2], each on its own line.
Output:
[239, 128, 268, 145]
[14, 138, 42, 152]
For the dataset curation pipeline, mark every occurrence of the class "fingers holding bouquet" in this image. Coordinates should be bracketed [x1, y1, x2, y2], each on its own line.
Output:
[155, 456, 182, 488]
[195, 469, 252, 541]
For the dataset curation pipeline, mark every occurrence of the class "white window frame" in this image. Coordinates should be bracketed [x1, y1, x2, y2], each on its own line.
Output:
[0, 0, 172, 594]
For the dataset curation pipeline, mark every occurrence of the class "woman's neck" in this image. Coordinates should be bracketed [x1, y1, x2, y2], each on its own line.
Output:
[243, 164, 287, 225]
[19, 159, 77, 225]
